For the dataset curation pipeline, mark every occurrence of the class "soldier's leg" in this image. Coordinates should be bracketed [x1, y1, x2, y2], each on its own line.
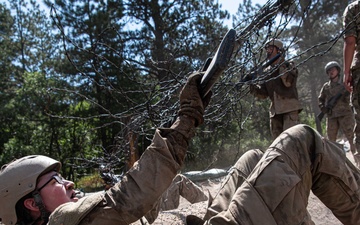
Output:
[339, 114, 356, 154]
[283, 110, 300, 131]
[270, 114, 283, 140]
[204, 124, 360, 225]
[203, 149, 263, 220]
[311, 140, 360, 224]
[326, 117, 339, 142]
[351, 68, 360, 165]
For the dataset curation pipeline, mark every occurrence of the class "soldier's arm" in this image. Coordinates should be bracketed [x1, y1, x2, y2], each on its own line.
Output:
[343, 4, 357, 92]
[343, 36, 356, 92]
[71, 73, 210, 225]
[250, 84, 269, 99]
[280, 61, 297, 87]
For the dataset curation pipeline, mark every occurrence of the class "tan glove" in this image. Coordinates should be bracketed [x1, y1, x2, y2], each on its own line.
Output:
[178, 72, 212, 127]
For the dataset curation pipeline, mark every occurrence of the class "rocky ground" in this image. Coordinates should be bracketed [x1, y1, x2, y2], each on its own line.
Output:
[131, 150, 358, 225]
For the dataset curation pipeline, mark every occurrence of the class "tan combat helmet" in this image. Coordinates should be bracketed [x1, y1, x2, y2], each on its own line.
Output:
[265, 38, 284, 51]
[0, 155, 61, 225]
[324, 61, 341, 74]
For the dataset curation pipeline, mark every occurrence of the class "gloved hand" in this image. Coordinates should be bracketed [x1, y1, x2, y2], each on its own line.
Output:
[178, 72, 212, 127]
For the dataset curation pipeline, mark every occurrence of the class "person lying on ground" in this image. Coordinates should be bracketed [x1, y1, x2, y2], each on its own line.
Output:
[0, 72, 211, 225]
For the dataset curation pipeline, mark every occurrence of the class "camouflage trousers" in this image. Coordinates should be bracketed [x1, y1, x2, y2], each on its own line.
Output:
[270, 110, 299, 140]
[326, 114, 355, 154]
[351, 68, 360, 166]
[203, 124, 360, 225]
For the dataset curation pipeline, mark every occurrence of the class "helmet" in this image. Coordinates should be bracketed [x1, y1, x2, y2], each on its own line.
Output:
[324, 61, 341, 74]
[0, 155, 61, 225]
[265, 38, 284, 50]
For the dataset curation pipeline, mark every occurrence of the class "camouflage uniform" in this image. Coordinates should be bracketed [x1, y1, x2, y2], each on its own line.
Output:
[48, 125, 192, 225]
[251, 60, 302, 139]
[318, 80, 355, 153]
[144, 174, 208, 223]
[42, 73, 210, 225]
[343, 1, 360, 166]
[194, 124, 360, 225]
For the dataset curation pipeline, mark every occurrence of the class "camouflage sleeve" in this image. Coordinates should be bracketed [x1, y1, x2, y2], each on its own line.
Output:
[279, 61, 298, 87]
[343, 2, 358, 39]
[105, 117, 193, 221]
[49, 126, 190, 225]
[250, 84, 268, 99]
[77, 117, 195, 224]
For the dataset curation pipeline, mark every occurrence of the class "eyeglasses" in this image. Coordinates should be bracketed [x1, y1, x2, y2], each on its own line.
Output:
[37, 175, 65, 191]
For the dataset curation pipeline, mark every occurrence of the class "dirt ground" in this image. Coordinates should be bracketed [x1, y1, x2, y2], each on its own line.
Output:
[133, 180, 341, 225]
[131, 151, 358, 225]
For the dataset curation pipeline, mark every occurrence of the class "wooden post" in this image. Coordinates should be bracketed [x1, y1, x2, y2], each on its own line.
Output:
[127, 130, 139, 168]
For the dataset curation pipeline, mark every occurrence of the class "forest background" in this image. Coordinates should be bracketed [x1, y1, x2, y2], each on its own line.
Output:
[0, 0, 350, 186]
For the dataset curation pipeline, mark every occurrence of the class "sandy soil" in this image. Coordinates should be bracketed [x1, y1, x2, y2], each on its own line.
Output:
[131, 151, 358, 225]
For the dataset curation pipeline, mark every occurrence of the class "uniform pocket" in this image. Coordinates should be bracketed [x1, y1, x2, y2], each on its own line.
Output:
[247, 149, 301, 212]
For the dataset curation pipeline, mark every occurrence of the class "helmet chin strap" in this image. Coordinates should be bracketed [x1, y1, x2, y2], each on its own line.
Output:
[32, 191, 51, 225]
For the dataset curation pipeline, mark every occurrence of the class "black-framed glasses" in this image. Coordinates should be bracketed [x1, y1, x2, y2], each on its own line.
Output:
[37, 175, 65, 191]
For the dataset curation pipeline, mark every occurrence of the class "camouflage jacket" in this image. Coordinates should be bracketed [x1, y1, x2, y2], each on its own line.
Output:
[318, 80, 352, 118]
[250, 60, 303, 116]
[48, 124, 192, 225]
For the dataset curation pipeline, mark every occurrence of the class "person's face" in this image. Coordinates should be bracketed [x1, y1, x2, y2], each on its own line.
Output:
[36, 171, 79, 212]
[327, 67, 339, 79]
[265, 45, 279, 59]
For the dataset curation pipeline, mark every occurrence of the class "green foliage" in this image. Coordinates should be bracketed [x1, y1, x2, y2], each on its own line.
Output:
[0, 3, 17, 158]
[0, 0, 351, 178]
[76, 173, 105, 193]
[299, 108, 327, 135]
[185, 91, 272, 171]
[124, 0, 230, 79]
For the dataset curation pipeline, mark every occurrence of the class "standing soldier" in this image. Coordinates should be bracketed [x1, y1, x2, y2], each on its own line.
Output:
[318, 61, 359, 166]
[343, 1, 360, 168]
[250, 38, 302, 139]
